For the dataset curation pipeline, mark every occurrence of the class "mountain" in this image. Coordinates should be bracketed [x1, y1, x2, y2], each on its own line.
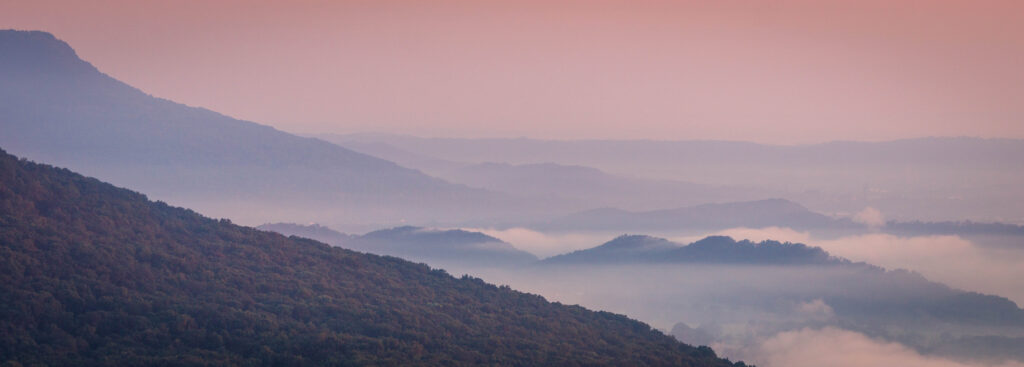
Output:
[0, 30, 548, 228]
[535, 199, 851, 233]
[259, 223, 538, 268]
[543, 235, 841, 266]
[0, 148, 747, 366]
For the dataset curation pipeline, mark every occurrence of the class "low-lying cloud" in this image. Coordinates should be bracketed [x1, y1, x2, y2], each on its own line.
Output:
[746, 327, 1024, 367]
[814, 234, 1024, 306]
[795, 298, 834, 320]
[711, 228, 1024, 306]
[853, 206, 886, 229]
[456, 226, 1024, 367]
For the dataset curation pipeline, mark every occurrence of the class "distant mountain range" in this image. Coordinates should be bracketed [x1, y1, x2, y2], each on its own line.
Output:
[0, 30, 559, 228]
[0, 147, 746, 366]
[259, 223, 537, 267]
[325, 133, 1024, 224]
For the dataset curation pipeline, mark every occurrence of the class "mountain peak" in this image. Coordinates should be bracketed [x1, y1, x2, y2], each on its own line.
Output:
[0, 30, 97, 76]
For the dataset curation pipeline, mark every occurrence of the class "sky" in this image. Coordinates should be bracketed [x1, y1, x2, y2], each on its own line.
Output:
[2, 0, 1023, 144]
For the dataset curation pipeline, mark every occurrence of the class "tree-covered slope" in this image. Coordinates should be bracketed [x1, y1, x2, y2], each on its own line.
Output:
[0, 149, 746, 366]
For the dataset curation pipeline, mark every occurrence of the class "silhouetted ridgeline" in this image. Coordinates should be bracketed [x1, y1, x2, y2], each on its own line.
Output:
[0, 148, 748, 366]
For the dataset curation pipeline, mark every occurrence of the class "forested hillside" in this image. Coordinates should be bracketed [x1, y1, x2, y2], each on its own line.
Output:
[0, 148, 746, 366]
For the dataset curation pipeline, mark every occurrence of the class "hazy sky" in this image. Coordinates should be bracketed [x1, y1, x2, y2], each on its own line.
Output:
[3, 0, 1023, 143]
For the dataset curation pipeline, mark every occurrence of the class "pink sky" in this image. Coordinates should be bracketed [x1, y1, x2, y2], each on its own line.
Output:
[3, 0, 1023, 143]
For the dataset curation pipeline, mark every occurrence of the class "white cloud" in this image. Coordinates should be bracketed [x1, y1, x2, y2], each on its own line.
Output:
[853, 207, 886, 229]
[796, 298, 834, 319]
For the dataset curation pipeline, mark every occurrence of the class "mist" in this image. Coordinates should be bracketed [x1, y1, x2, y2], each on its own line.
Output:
[428, 227, 1024, 365]
[4, 2, 1024, 366]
